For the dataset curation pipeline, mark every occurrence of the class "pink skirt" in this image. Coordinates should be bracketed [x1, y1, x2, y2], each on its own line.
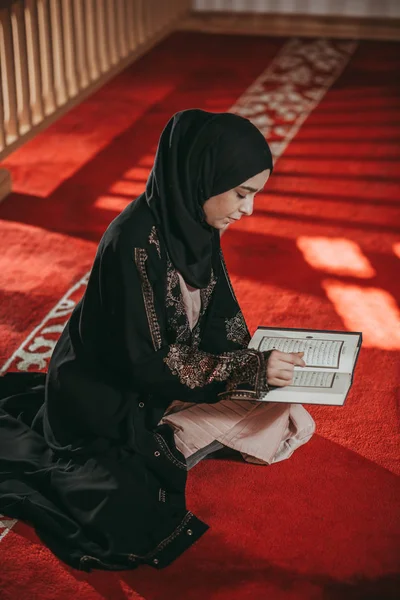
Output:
[159, 398, 316, 466]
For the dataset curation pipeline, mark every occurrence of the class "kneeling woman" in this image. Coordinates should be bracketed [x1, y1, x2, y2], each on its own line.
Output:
[0, 109, 315, 571]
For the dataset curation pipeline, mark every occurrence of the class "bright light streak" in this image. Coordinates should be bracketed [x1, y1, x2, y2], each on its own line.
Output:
[322, 280, 400, 349]
[297, 237, 376, 278]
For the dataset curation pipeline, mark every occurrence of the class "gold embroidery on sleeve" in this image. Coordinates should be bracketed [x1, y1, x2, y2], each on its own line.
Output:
[134, 247, 162, 351]
[164, 345, 266, 394]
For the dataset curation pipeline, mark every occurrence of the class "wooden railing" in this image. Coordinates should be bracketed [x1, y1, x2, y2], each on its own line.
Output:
[0, 0, 190, 162]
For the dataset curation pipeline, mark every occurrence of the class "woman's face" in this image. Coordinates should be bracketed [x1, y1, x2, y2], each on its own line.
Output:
[203, 169, 271, 230]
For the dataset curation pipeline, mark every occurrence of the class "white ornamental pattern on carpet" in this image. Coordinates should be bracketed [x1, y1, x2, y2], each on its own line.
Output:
[231, 38, 357, 161]
[0, 516, 17, 541]
[0, 37, 357, 543]
[0, 273, 90, 374]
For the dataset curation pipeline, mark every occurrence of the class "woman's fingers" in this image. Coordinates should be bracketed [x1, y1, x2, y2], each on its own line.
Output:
[268, 376, 293, 387]
[266, 350, 305, 387]
[267, 368, 295, 387]
[277, 351, 306, 367]
[276, 369, 293, 381]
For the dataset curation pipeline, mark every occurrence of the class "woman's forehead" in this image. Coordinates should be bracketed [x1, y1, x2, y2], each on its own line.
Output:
[238, 169, 271, 192]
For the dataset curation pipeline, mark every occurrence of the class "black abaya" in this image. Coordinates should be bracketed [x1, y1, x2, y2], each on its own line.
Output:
[0, 196, 272, 570]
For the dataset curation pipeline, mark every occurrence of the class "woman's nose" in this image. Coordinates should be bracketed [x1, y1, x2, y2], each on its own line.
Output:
[240, 196, 254, 216]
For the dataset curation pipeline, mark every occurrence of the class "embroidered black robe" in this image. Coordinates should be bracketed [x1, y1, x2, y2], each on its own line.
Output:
[0, 195, 271, 571]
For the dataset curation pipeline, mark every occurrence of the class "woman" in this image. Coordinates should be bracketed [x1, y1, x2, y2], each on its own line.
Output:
[0, 109, 315, 571]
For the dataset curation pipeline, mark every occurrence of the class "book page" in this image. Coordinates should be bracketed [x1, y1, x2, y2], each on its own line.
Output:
[258, 336, 343, 369]
[291, 370, 335, 388]
[264, 372, 350, 405]
[230, 372, 351, 405]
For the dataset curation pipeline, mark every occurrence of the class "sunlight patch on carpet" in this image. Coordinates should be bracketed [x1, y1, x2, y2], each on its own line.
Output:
[297, 237, 376, 278]
[322, 281, 400, 349]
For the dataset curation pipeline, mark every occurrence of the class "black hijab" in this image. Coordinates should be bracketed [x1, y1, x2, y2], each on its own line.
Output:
[145, 109, 273, 289]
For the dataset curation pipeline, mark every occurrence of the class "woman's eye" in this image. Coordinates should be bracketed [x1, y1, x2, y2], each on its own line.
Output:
[236, 192, 246, 199]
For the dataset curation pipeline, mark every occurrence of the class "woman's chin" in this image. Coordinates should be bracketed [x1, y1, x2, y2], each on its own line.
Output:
[205, 218, 231, 230]
[208, 222, 227, 230]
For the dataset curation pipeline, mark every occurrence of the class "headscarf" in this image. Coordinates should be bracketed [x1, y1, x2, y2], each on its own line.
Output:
[145, 109, 273, 289]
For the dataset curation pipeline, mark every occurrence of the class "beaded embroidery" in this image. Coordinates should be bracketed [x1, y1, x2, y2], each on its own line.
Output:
[149, 226, 161, 259]
[134, 247, 162, 351]
[225, 311, 251, 347]
[200, 270, 217, 316]
[165, 258, 192, 343]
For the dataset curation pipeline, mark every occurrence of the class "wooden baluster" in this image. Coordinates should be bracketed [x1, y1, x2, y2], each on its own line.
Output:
[0, 5, 19, 142]
[105, 0, 118, 65]
[49, 0, 67, 107]
[144, 0, 152, 39]
[37, 0, 56, 115]
[61, 0, 78, 98]
[11, 1, 32, 134]
[145, 0, 153, 37]
[125, 0, 136, 53]
[73, 0, 89, 89]
[115, 0, 128, 59]
[85, 0, 100, 82]
[0, 66, 6, 151]
[95, 0, 109, 73]
[160, 0, 169, 29]
[134, 0, 145, 46]
[25, 0, 44, 123]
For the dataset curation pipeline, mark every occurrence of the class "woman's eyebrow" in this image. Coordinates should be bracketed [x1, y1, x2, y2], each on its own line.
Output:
[239, 185, 260, 193]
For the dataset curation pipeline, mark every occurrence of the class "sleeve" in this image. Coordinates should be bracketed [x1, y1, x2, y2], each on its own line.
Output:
[101, 236, 271, 406]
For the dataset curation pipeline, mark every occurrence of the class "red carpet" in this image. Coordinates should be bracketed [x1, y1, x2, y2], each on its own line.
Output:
[0, 31, 399, 600]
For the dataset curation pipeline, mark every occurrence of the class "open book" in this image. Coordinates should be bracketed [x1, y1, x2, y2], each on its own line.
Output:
[247, 327, 362, 406]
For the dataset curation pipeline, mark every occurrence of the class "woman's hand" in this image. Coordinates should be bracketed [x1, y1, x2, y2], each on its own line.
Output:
[266, 350, 306, 387]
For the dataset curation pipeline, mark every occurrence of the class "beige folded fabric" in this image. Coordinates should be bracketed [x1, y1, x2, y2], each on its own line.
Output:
[160, 398, 315, 465]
